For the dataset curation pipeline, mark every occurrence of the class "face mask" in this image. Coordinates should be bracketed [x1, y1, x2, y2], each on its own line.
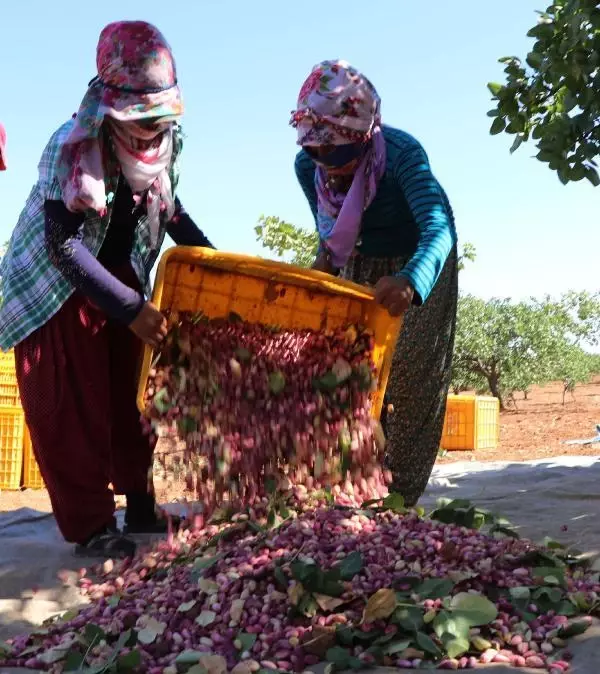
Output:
[304, 143, 364, 169]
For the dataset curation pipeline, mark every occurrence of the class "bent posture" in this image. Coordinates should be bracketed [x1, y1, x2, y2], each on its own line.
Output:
[291, 60, 458, 505]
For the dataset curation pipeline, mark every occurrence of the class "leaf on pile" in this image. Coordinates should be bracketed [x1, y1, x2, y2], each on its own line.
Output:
[137, 617, 166, 645]
[198, 577, 219, 594]
[302, 625, 336, 657]
[415, 631, 443, 657]
[336, 550, 364, 581]
[196, 610, 217, 627]
[362, 588, 397, 623]
[558, 619, 592, 639]
[416, 577, 455, 600]
[288, 582, 304, 606]
[236, 632, 257, 652]
[449, 593, 498, 625]
[314, 593, 346, 612]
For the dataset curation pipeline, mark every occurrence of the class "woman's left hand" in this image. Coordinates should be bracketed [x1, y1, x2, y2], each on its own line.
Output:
[374, 276, 414, 316]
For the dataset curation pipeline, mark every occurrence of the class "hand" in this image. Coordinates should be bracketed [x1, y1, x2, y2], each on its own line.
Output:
[129, 302, 167, 348]
[312, 251, 337, 275]
[374, 276, 415, 317]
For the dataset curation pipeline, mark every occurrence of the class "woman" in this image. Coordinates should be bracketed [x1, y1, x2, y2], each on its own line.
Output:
[291, 60, 458, 506]
[0, 21, 214, 557]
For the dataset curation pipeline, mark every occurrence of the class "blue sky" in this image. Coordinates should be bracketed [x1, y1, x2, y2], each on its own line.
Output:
[1, 0, 597, 301]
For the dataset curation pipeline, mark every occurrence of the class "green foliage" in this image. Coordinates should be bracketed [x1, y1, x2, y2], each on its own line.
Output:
[488, 1, 600, 185]
[452, 292, 600, 407]
[255, 215, 477, 273]
[254, 215, 318, 268]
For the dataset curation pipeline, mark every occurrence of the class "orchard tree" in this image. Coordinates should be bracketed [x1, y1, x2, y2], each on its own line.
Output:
[488, 0, 600, 185]
[255, 216, 318, 268]
[255, 215, 477, 271]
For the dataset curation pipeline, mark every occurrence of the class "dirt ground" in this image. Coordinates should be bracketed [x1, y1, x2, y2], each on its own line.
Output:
[1, 378, 598, 514]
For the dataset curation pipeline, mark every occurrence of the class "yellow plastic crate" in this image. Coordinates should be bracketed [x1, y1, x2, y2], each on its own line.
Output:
[22, 424, 44, 489]
[0, 406, 25, 489]
[0, 367, 20, 407]
[137, 247, 403, 418]
[441, 395, 500, 451]
[0, 350, 15, 369]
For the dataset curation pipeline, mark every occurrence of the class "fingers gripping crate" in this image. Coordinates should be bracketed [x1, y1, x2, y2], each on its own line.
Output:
[0, 405, 25, 490]
[441, 395, 500, 451]
[137, 247, 403, 419]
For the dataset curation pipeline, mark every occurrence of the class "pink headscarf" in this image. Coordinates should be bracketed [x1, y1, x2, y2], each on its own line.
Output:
[290, 60, 387, 268]
[0, 123, 7, 171]
[57, 21, 184, 241]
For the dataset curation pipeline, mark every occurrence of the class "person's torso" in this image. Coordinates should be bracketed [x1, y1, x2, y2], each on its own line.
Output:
[0, 119, 183, 351]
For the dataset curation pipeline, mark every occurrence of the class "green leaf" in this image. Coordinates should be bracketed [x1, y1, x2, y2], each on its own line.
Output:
[315, 371, 339, 392]
[490, 117, 506, 135]
[237, 632, 257, 652]
[432, 610, 471, 641]
[175, 650, 204, 667]
[382, 639, 412, 656]
[382, 492, 406, 512]
[526, 51, 543, 69]
[326, 646, 351, 669]
[585, 167, 600, 186]
[264, 476, 277, 495]
[192, 554, 221, 577]
[416, 578, 455, 600]
[178, 600, 197, 613]
[442, 633, 471, 659]
[83, 623, 106, 646]
[268, 371, 286, 395]
[392, 605, 424, 632]
[195, 610, 217, 627]
[116, 650, 141, 671]
[510, 135, 524, 154]
[337, 551, 364, 581]
[488, 82, 504, 97]
[449, 593, 498, 626]
[415, 631, 443, 656]
[558, 619, 591, 639]
[509, 586, 531, 601]
[532, 566, 566, 586]
[137, 618, 166, 645]
[274, 565, 288, 590]
[63, 651, 86, 671]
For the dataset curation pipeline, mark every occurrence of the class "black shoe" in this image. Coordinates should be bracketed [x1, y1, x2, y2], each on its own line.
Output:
[124, 492, 181, 535]
[74, 524, 136, 559]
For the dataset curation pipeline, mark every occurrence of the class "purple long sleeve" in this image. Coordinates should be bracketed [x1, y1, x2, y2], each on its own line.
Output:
[167, 199, 215, 248]
[44, 200, 145, 324]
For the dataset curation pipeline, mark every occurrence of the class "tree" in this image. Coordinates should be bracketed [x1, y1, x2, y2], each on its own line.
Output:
[255, 215, 477, 272]
[254, 215, 318, 268]
[452, 293, 600, 408]
[488, 0, 600, 185]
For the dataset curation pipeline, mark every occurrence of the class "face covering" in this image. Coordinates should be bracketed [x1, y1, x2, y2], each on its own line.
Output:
[304, 143, 364, 169]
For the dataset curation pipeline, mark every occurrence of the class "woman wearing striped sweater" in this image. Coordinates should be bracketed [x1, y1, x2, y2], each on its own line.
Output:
[291, 60, 458, 506]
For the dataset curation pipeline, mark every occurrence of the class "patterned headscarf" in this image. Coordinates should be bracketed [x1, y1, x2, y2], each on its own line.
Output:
[57, 21, 184, 245]
[290, 60, 387, 268]
[0, 122, 6, 171]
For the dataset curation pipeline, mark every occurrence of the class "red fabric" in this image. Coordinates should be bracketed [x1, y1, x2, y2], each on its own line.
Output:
[15, 265, 152, 544]
[0, 122, 6, 170]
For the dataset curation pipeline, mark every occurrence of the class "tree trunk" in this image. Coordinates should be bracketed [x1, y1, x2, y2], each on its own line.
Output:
[487, 373, 504, 409]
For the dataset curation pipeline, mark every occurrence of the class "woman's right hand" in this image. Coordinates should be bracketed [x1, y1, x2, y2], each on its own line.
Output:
[129, 301, 167, 348]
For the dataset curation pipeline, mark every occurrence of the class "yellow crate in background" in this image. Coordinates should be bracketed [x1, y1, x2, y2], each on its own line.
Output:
[0, 368, 20, 407]
[0, 350, 15, 368]
[0, 406, 25, 489]
[441, 395, 500, 451]
[137, 247, 403, 419]
[22, 425, 44, 489]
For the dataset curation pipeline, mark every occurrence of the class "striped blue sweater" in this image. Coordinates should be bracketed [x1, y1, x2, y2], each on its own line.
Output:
[294, 125, 457, 304]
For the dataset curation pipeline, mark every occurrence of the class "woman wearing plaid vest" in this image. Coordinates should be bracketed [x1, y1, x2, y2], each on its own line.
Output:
[0, 21, 213, 557]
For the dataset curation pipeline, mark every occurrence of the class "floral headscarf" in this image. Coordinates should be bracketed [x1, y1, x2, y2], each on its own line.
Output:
[57, 21, 184, 246]
[0, 122, 6, 171]
[290, 60, 387, 268]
